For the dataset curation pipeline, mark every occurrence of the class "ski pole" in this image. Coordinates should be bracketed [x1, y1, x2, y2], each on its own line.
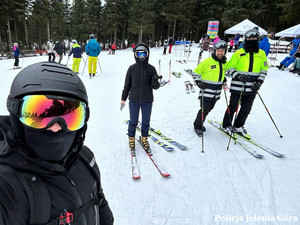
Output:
[201, 89, 205, 153]
[81, 54, 88, 76]
[97, 58, 102, 73]
[21, 54, 24, 68]
[223, 85, 230, 115]
[159, 59, 161, 75]
[169, 59, 171, 85]
[257, 92, 283, 138]
[226, 84, 245, 150]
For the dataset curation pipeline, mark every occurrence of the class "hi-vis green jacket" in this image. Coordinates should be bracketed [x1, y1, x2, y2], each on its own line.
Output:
[227, 48, 268, 95]
[192, 57, 227, 101]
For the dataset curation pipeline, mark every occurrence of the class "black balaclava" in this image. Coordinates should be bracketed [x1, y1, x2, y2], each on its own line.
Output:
[23, 125, 76, 162]
[244, 39, 259, 53]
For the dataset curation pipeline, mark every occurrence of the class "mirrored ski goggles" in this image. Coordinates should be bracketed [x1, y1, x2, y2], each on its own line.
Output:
[214, 41, 227, 49]
[245, 30, 259, 39]
[135, 51, 148, 59]
[18, 95, 87, 131]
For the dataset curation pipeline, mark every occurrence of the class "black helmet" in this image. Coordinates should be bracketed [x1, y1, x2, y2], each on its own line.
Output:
[7, 62, 89, 152]
[56, 41, 60, 44]
[244, 29, 260, 39]
[7, 62, 88, 104]
[89, 34, 96, 39]
[213, 40, 227, 54]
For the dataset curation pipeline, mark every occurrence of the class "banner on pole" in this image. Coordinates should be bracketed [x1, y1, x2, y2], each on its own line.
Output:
[207, 21, 219, 39]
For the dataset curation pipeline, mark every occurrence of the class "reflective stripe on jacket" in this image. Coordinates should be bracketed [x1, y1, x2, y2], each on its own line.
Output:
[226, 48, 268, 95]
[193, 56, 227, 101]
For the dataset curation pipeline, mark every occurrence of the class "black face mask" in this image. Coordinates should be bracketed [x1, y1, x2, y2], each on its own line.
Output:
[244, 40, 259, 52]
[23, 126, 76, 162]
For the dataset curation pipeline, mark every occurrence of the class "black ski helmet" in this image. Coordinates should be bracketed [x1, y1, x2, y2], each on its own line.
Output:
[89, 34, 96, 39]
[8, 62, 88, 104]
[7, 62, 89, 142]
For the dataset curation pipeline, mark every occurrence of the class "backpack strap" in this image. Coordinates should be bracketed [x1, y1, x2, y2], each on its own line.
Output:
[18, 172, 51, 224]
[45, 146, 103, 225]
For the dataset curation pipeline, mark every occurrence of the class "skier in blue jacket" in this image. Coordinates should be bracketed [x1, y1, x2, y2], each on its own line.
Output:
[259, 36, 270, 56]
[85, 34, 101, 77]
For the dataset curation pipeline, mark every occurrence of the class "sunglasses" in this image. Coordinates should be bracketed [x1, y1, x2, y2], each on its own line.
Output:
[17, 95, 87, 131]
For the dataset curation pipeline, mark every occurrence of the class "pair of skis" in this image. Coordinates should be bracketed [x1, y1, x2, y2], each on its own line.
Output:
[208, 120, 284, 158]
[184, 81, 195, 94]
[125, 120, 187, 179]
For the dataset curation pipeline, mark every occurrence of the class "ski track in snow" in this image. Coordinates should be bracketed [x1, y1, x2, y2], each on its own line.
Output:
[1, 46, 300, 225]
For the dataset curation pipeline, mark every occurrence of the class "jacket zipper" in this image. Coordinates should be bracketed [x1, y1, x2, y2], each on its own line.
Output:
[248, 52, 254, 72]
[139, 63, 143, 102]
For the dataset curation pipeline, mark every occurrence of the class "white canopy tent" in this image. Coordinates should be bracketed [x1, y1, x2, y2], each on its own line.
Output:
[224, 19, 268, 36]
[275, 24, 300, 37]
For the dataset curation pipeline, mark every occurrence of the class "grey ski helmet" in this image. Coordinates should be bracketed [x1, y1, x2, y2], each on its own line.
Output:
[89, 34, 96, 39]
[213, 40, 227, 54]
[244, 29, 260, 40]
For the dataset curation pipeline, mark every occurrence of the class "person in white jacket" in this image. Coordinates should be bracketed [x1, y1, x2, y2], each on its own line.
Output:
[46, 39, 56, 62]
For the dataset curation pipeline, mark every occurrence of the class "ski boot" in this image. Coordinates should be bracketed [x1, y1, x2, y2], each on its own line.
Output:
[129, 137, 135, 156]
[140, 136, 152, 155]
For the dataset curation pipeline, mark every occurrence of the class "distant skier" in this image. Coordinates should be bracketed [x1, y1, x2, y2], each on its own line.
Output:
[68, 39, 83, 74]
[85, 34, 101, 77]
[222, 29, 269, 136]
[168, 37, 174, 53]
[121, 43, 162, 154]
[46, 39, 56, 62]
[163, 39, 168, 55]
[13, 43, 21, 69]
[111, 42, 116, 55]
[54, 40, 65, 64]
[192, 41, 228, 136]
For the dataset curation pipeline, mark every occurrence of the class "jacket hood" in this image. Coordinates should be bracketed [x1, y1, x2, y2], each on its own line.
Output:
[262, 37, 269, 42]
[134, 42, 150, 64]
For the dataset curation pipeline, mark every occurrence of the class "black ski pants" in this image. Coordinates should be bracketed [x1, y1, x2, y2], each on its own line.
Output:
[128, 101, 152, 137]
[194, 99, 217, 129]
[222, 93, 256, 128]
[48, 53, 55, 62]
[14, 56, 19, 66]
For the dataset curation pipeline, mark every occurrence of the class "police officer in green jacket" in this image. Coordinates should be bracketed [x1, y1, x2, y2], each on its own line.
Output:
[222, 29, 268, 136]
[192, 41, 228, 136]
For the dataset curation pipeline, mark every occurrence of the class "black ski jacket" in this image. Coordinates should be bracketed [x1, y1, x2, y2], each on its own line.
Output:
[0, 116, 114, 225]
[121, 43, 160, 102]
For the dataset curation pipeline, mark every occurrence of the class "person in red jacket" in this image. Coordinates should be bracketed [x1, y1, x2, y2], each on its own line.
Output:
[111, 42, 117, 55]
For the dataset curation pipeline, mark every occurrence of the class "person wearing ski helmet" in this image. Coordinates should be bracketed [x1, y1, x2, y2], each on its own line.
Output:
[192, 40, 228, 136]
[85, 34, 101, 77]
[69, 39, 83, 74]
[0, 62, 114, 225]
[121, 43, 162, 154]
[222, 28, 268, 137]
[13, 42, 21, 69]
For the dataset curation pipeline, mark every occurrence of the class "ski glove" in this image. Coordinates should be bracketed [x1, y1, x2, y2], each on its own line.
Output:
[153, 75, 163, 80]
[196, 81, 206, 89]
[251, 81, 262, 92]
[235, 74, 250, 83]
